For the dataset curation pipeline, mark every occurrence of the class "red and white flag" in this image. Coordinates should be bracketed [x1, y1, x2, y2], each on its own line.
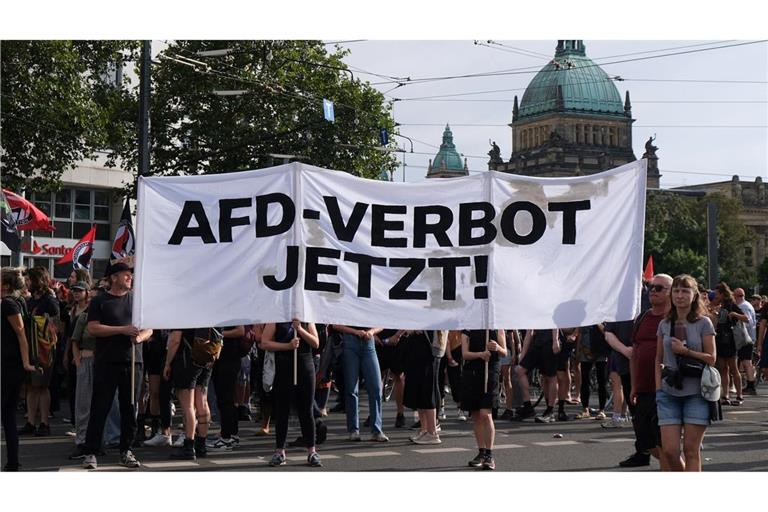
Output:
[2, 189, 55, 232]
[643, 255, 654, 281]
[57, 225, 96, 270]
[111, 197, 135, 261]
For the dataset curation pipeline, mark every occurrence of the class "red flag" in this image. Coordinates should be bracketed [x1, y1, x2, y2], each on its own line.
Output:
[20, 239, 43, 255]
[111, 197, 135, 261]
[56, 225, 96, 269]
[643, 255, 654, 281]
[1, 189, 55, 232]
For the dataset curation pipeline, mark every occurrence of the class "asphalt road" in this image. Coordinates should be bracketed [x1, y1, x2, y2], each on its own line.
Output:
[3, 387, 767, 472]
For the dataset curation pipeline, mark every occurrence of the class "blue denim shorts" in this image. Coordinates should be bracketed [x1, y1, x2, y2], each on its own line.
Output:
[655, 389, 710, 426]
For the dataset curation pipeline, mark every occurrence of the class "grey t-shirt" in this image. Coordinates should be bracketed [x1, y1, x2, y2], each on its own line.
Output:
[657, 316, 715, 397]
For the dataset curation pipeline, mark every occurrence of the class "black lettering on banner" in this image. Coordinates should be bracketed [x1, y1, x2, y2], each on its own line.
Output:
[474, 255, 489, 299]
[168, 201, 217, 245]
[343, 252, 387, 298]
[371, 204, 408, 248]
[548, 200, 591, 244]
[428, 257, 471, 300]
[305, 247, 341, 293]
[323, 196, 368, 242]
[256, 193, 295, 238]
[263, 245, 299, 290]
[500, 201, 546, 245]
[458, 202, 497, 246]
[219, 198, 253, 243]
[414, 206, 454, 248]
[389, 258, 427, 300]
[302, 209, 320, 220]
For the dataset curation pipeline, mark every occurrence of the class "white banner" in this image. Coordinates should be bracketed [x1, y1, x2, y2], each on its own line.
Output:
[134, 160, 647, 330]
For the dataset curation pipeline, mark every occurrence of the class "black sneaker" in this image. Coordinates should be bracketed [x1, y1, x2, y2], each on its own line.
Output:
[170, 445, 196, 461]
[68, 445, 87, 460]
[395, 413, 405, 428]
[34, 423, 50, 436]
[619, 452, 650, 468]
[194, 437, 208, 458]
[307, 452, 322, 467]
[557, 410, 569, 422]
[18, 422, 35, 435]
[513, 405, 535, 421]
[468, 453, 485, 468]
[410, 420, 421, 430]
[499, 409, 514, 421]
[269, 452, 286, 467]
[481, 455, 496, 470]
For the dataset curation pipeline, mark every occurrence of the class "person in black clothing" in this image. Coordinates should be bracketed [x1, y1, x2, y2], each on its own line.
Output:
[20, 266, 60, 437]
[2, 267, 36, 471]
[375, 328, 406, 428]
[403, 330, 446, 445]
[515, 329, 560, 422]
[141, 330, 174, 447]
[574, 325, 609, 421]
[208, 325, 246, 451]
[261, 320, 322, 467]
[461, 329, 507, 470]
[711, 282, 748, 405]
[81, 261, 152, 470]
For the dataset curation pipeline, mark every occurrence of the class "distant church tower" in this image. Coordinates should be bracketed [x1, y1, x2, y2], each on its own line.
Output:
[491, 40, 660, 188]
[426, 124, 469, 179]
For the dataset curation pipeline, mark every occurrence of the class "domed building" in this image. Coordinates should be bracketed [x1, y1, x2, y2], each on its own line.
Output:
[427, 124, 468, 179]
[491, 40, 660, 188]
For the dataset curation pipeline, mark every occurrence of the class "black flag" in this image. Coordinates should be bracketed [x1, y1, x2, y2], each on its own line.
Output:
[1, 190, 21, 252]
[111, 197, 135, 261]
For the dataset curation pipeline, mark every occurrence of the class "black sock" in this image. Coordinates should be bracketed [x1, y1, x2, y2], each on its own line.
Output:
[544, 406, 553, 415]
[558, 400, 565, 412]
[485, 449, 493, 457]
[523, 401, 532, 408]
[479, 448, 487, 456]
[183, 438, 194, 449]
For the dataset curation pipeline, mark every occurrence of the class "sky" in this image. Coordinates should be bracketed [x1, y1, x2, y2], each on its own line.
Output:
[338, 39, 768, 187]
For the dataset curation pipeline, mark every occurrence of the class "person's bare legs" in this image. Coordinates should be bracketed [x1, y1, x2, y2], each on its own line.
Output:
[194, 386, 210, 438]
[682, 424, 707, 472]
[727, 357, 742, 399]
[660, 425, 685, 471]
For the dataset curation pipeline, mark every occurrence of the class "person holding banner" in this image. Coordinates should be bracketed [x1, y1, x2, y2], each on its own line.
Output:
[81, 261, 152, 470]
[461, 329, 506, 470]
[403, 330, 446, 445]
[333, 324, 390, 443]
[260, 321, 322, 467]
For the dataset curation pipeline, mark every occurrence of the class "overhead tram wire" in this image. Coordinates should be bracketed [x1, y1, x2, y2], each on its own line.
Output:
[395, 123, 768, 128]
[395, 99, 768, 104]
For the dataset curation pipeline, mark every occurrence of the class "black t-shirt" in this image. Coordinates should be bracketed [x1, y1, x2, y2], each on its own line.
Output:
[274, 322, 312, 355]
[531, 329, 556, 346]
[715, 302, 741, 343]
[87, 291, 142, 364]
[218, 325, 242, 361]
[462, 329, 500, 364]
[605, 320, 634, 374]
[27, 293, 59, 318]
[2, 296, 23, 371]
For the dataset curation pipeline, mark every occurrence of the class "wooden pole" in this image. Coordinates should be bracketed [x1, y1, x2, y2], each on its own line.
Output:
[131, 342, 136, 404]
[293, 348, 298, 386]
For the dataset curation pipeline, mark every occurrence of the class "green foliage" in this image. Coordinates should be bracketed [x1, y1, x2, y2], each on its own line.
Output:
[113, 40, 397, 186]
[644, 191, 756, 287]
[1, 40, 140, 193]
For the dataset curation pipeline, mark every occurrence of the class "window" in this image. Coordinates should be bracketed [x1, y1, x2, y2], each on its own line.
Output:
[30, 188, 112, 241]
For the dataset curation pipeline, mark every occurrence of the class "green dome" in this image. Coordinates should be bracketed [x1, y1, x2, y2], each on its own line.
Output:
[518, 40, 625, 120]
[432, 124, 464, 171]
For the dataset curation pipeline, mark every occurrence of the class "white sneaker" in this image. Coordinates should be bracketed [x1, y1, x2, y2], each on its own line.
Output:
[602, 416, 629, 429]
[409, 431, 427, 442]
[457, 409, 467, 421]
[231, 435, 240, 446]
[435, 423, 442, 432]
[370, 431, 389, 442]
[348, 431, 361, 442]
[207, 437, 234, 451]
[438, 408, 447, 420]
[412, 432, 442, 445]
[172, 433, 186, 447]
[82, 454, 97, 470]
[143, 433, 172, 447]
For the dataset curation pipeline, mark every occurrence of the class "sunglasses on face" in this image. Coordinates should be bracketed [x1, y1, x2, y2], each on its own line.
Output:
[649, 284, 668, 293]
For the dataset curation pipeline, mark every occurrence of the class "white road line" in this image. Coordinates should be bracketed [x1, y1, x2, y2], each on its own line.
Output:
[590, 438, 634, 443]
[492, 444, 525, 449]
[286, 454, 340, 462]
[209, 457, 265, 465]
[411, 447, 472, 454]
[705, 433, 742, 438]
[533, 440, 580, 447]
[142, 461, 199, 469]
[346, 451, 400, 458]
[725, 411, 760, 415]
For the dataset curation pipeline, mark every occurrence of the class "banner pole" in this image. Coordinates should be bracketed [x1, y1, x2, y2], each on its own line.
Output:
[131, 343, 136, 405]
[484, 329, 489, 394]
[293, 348, 297, 386]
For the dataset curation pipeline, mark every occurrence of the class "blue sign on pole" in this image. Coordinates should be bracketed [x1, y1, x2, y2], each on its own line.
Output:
[379, 128, 389, 145]
[322, 99, 335, 123]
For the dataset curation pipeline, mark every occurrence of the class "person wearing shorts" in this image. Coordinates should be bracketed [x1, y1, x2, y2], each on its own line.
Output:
[375, 329, 406, 428]
[514, 329, 559, 422]
[141, 330, 173, 447]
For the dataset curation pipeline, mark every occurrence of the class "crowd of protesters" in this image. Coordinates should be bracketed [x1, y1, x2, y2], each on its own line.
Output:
[2, 262, 767, 472]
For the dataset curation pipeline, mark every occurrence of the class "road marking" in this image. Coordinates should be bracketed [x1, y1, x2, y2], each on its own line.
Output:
[493, 444, 525, 449]
[59, 465, 130, 472]
[532, 440, 580, 447]
[411, 447, 472, 454]
[142, 461, 199, 469]
[346, 451, 400, 458]
[590, 438, 634, 443]
[286, 454, 340, 462]
[725, 411, 760, 415]
[209, 457, 265, 465]
[17, 437, 73, 445]
[705, 433, 742, 438]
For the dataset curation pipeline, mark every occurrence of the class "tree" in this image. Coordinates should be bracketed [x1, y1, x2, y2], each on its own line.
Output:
[644, 191, 756, 287]
[113, 40, 397, 185]
[1, 40, 140, 193]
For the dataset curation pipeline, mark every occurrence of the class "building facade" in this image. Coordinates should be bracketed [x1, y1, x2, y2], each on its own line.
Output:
[426, 124, 469, 179]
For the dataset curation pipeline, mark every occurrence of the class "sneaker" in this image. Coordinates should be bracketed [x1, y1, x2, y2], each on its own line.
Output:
[231, 435, 240, 446]
[438, 408, 447, 420]
[535, 412, 555, 424]
[619, 452, 650, 468]
[194, 437, 208, 458]
[268, 452, 286, 467]
[602, 416, 628, 429]
[119, 450, 141, 468]
[172, 433, 186, 447]
[435, 422, 442, 433]
[410, 420, 421, 430]
[307, 452, 323, 467]
[395, 413, 406, 428]
[410, 431, 426, 442]
[594, 411, 607, 420]
[513, 405, 535, 421]
[575, 410, 592, 420]
[17, 422, 35, 435]
[370, 431, 389, 442]
[468, 452, 484, 467]
[206, 437, 234, 451]
[412, 432, 441, 445]
[348, 431, 361, 442]
[499, 409, 514, 421]
[143, 433, 172, 447]
[319, 408, 328, 417]
[556, 410, 569, 422]
[481, 454, 496, 470]
[82, 454, 97, 470]
[457, 409, 468, 422]
[68, 445, 87, 460]
[65, 430, 77, 437]
[34, 423, 50, 436]
[170, 445, 196, 460]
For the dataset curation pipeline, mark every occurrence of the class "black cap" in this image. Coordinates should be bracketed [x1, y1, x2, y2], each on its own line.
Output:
[104, 261, 133, 277]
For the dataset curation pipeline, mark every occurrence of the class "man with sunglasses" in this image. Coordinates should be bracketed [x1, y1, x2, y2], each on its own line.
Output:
[619, 274, 672, 469]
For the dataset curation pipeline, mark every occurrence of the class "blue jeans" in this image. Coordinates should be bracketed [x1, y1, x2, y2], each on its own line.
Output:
[342, 334, 383, 434]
